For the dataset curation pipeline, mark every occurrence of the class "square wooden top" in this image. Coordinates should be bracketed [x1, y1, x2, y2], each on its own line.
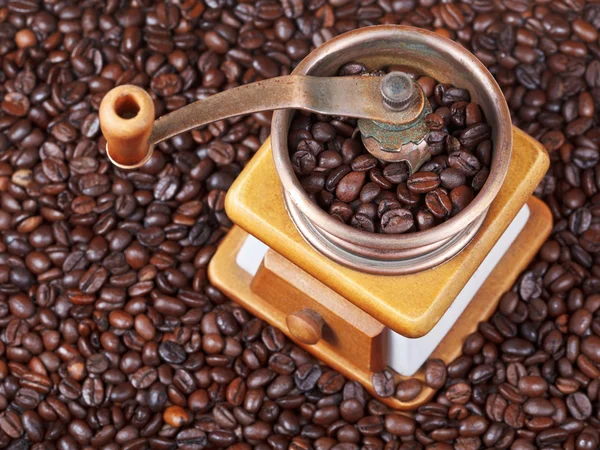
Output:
[225, 127, 549, 338]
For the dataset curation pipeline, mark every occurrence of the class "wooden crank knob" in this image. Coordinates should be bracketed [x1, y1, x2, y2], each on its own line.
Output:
[99, 85, 155, 169]
[286, 309, 325, 345]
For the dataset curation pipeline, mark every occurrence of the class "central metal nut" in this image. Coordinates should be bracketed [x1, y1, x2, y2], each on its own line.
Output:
[358, 71, 432, 172]
[380, 72, 414, 111]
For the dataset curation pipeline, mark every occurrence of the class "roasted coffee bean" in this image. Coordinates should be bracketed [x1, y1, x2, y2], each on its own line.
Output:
[289, 69, 492, 234]
[383, 162, 410, 184]
[385, 413, 416, 436]
[395, 379, 422, 402]
[336, 171, 365, 203]
[295, 364, 322, 391]
[440, 168, 466, 190]
[359, 182, 380, 203]
[351, 213, 375, 232]
[425, 188, 452, 219]
[351, 154, 378, 172]
[425, 359, 447, 389]
[372, 370, 395, 398]
[446, 382, 472, 404]
[158, 341, 187, 364]
[2, 1, 600, 448]
[164, 405, 189, 428]
[425, 113, 444, 130]
[566, 392, 592, 420]
[318, 150, 342, 170]
[396, 183, 420, 207]
[380, 208, 414, 234]
[459, 124, 491, 148]
[518, 376, 548, 398]
[325, 165, 351, 192]
[176, 429, 208, 448]
[407, 172, 441, 194]
[0, 411, 23, 439]
[291, 151, 316, 175]
[416, 209, 436, 231]
[450, 185, 474, 215]
[448, 151, 481, 177]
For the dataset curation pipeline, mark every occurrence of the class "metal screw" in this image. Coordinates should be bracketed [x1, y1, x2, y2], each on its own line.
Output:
[380, 72, 414, 111]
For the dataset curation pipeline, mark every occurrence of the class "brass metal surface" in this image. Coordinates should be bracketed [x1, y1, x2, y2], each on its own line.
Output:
[225, 127, 549, 338]
[284, 194, 486, 274]
[100, 73, 428, 170]
[271, 25, 513, 272]
[149, 75, 426, 142]
[379, 72, 416, 111]
[358, 78, 432, 171]
[209, 196, 552, 409]
[360, 132, 430, 172]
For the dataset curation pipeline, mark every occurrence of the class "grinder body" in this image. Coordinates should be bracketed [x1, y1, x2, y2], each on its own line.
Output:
[97, 26, 552, 409]
[209, 128, 550, 410]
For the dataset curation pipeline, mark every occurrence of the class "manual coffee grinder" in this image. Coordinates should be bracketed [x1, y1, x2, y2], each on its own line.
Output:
[99, 26, 551, 410]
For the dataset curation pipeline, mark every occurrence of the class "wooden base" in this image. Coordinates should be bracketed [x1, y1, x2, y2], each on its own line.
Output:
[209, 196, 551, 410]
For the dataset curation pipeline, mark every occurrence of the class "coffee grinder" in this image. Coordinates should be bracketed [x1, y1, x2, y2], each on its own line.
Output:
[99, 26, 551, 410]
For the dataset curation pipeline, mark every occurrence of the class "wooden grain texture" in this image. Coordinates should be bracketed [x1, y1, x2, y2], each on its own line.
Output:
[224, 127, 550, 338]
[98, 85, 155, 167]
[252, 250, 386, 372]
[208, 195, 551, 410]
[286, 309, 324, 345]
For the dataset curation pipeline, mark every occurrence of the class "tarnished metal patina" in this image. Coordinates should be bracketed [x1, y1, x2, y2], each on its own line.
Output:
[357, 71, 433, 172]
[103, 74, 434, 170]
[271, 25, 512, 274]
[358, 80, 432, 172]
[100, 25, 513, 275]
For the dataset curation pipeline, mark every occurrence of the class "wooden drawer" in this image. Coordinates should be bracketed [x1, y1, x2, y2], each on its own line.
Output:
[251, 250, 386, 373]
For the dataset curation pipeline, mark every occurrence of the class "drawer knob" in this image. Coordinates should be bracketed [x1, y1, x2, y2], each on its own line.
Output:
[286, 309, 324, 345]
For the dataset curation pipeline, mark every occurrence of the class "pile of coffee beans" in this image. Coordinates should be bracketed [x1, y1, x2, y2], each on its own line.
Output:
[288, 69, 492, 234]
[0, 0, 599, 449]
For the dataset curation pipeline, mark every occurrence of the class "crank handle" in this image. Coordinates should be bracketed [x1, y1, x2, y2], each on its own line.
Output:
[99, 73, 424, 170]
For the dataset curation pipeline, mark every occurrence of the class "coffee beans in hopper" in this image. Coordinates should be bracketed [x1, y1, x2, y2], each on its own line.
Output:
[289, 67, 494, 234]
[0, 0, 600, 449]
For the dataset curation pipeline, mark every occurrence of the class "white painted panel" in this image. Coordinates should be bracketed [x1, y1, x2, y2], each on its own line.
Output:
[236, 234, 268, 276]
[386, 204, 531, 375]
